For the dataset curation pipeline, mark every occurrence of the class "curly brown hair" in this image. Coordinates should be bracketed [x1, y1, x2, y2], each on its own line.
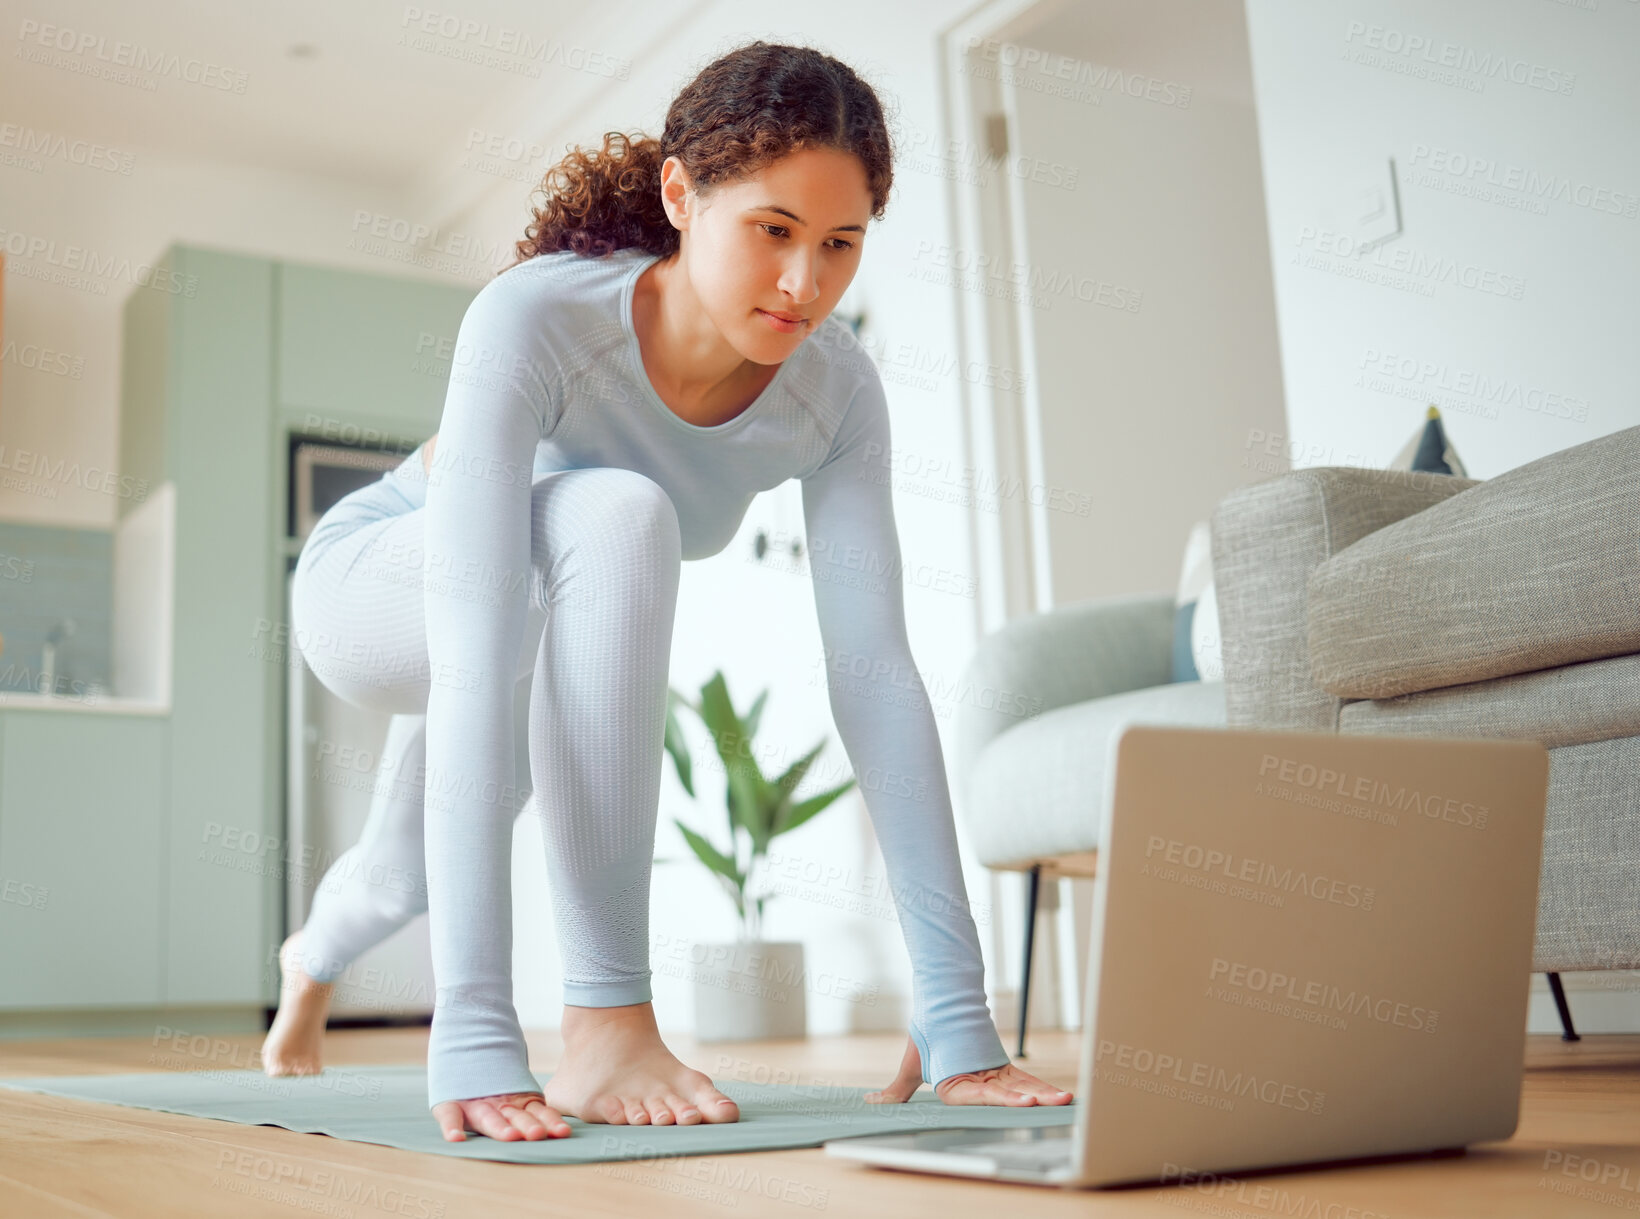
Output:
[502, 41, 894, 272]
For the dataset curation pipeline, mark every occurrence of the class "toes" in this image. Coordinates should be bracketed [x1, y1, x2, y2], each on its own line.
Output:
[645, 1097, 674, 1125]
[664, 1092, 701, 1124]
[625, 1102, 651, 1125]
[598, 1095, 629, 1124]
[694, 1089, 739, 1123]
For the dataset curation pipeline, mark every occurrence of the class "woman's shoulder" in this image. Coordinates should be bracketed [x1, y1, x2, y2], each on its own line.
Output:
[785, 314, 885, 437]
[481, 246, 648, 309]
[460, 248, 648, 383]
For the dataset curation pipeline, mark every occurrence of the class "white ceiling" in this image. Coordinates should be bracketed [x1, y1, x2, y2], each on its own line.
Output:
[0, 0, 703, 193]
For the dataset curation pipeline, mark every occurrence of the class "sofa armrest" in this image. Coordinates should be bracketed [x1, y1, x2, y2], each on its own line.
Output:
[1210, 467, 1480, 729]
[1308, 424, 1640, 698]
[952, 591, 1174, 790]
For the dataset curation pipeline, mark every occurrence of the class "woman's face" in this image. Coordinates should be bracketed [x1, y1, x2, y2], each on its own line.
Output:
[663, 146, 873, 364]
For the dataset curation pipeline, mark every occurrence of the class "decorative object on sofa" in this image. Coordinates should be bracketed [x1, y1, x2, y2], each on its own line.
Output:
[1389, 405, 1467, 476]
[661, 671, 857, 1042]
[1171, 521, 1221, 682]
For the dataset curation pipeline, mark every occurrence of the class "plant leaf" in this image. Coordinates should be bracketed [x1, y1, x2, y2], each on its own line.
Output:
[772, 740, 826, 804]
[742, 689, 769, 741]
[663, 690, 694, 797]
[775, 778, 857, 837]
[673, 818, 744, 891]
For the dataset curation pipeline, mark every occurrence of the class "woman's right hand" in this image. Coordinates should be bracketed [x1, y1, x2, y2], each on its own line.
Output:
[432, 1090, 572, 1141]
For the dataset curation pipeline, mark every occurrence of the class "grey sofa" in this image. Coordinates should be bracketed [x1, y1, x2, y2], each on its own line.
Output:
[954, 423, 1640, 1055]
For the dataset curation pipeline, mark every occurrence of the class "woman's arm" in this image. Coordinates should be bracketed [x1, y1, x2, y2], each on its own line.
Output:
[421, 281, 554, 1110]
[798, 375, 1010, 1089]
[422, 432, 438, 476]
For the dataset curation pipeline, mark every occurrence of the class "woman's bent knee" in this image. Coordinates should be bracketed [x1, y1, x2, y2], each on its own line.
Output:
[532, 468, 681, 604]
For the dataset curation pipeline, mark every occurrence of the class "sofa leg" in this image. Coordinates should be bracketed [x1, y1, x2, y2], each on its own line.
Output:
[1017, 865, 1042, 1060]
[1547, 972, 1580, 1042]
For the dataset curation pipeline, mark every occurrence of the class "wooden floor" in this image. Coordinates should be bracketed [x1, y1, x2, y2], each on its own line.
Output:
[1, 1028, 1637, 1217]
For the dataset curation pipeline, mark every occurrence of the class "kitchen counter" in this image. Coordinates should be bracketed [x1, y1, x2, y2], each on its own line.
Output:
[0, 691, 168, 715]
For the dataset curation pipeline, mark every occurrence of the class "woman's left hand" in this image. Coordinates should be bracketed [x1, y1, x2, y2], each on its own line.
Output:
[863, 1034, 1074, 1106]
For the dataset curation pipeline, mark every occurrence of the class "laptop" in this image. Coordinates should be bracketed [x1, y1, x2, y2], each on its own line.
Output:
[824, 723, 1549, 1188]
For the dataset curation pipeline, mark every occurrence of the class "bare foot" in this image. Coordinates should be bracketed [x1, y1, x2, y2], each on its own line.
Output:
[261, 931, 334, 1076]
[541, 1002, 739, 1127]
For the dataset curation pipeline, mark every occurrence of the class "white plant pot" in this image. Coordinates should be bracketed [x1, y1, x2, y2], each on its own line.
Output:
[690, 940, 807, 1043]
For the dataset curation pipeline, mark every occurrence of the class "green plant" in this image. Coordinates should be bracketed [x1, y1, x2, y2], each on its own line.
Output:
[662, 670, 856, 941]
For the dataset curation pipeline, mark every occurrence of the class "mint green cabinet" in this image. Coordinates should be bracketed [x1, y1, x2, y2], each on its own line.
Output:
[101, 245, 478, 1015]
[276, 261, 476, 434]
[0, 245, 477, 1020]
[0, 712, 166, 1007]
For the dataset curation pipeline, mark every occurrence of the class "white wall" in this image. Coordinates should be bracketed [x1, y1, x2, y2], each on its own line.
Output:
[1001, 0, 1288, 606]
[1244, 0, 1640, 476]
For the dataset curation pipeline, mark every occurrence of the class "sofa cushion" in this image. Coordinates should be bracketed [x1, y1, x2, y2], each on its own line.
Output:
[1338, 652, 1640, 749]
[961, 680, 1226, 870]
[1307, 424, 1640, 699]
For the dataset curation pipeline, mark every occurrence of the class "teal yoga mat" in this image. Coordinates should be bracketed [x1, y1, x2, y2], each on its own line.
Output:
[0, 1064, 1078, 1164]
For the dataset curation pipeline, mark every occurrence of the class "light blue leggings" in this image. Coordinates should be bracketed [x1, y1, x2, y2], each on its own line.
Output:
[290, 462, 680, 1020]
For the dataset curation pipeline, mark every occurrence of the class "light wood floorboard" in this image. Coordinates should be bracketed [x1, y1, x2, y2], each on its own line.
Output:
[1, 1030, 1636, 1217]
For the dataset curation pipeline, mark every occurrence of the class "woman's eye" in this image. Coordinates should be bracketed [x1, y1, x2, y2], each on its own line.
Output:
[761, 224, 788, 238]
[827, 238, 856, 252]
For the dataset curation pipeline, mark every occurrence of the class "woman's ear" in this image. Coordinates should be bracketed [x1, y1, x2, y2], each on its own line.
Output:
[659, 155, 693, 231]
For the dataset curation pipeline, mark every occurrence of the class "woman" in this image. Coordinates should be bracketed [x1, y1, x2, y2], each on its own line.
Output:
[267, 40, 1072, 1143]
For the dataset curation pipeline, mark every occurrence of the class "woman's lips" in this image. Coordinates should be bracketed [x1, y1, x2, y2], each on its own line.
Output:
[757, 308, 807, 334]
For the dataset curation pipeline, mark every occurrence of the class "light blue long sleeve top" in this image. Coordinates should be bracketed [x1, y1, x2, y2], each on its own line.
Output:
[415, 246, 1008, 1108]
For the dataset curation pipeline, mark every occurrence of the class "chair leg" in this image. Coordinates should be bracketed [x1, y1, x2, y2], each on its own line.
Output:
[1547, 972, 1580, 1041]
[1017, 864, 1042, 1060]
